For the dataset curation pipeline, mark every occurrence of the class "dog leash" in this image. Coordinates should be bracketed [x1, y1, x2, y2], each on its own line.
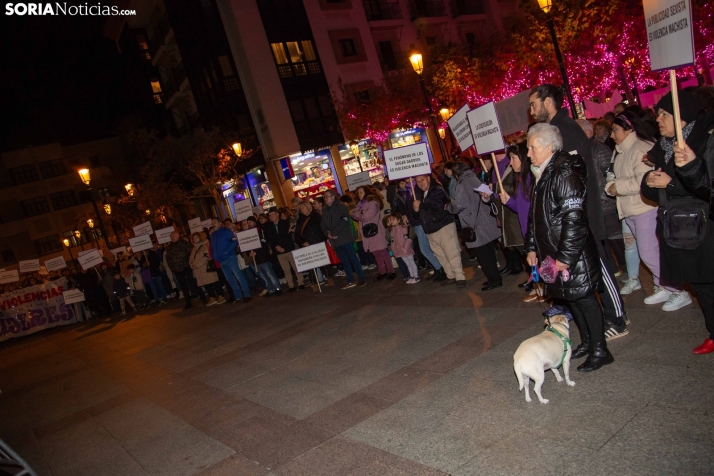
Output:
[544, 320, 571, 369]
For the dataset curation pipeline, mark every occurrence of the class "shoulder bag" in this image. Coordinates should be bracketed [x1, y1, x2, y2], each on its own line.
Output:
[658, 189, 708, 250]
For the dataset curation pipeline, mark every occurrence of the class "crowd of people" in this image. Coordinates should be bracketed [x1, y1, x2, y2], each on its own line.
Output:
[4, 84, 713, 360]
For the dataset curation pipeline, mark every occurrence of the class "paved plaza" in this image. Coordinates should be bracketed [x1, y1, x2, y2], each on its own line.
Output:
[1, 263, 713, 476]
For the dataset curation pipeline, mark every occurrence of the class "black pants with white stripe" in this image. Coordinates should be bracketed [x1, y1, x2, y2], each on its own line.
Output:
[595, 239, 626, 326]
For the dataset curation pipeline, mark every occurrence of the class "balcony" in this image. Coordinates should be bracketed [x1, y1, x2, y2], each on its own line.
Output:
[407, 0, 447, 21]
[276, 60, 322, 80]
[377, 50, 409, 72]
[362, 0, 403, 21]
[449, 0, 485, 18]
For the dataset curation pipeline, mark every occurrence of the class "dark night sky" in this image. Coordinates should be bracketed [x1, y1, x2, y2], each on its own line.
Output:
[0, 5, 132, 152]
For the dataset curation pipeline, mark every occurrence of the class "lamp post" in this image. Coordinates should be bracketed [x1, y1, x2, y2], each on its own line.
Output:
[77, 169, 111, 248]
[409, 50, 448, 162]
[538, 0, 577, 118]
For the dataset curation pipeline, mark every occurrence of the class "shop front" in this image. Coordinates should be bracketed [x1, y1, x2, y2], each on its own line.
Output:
[245, 166, 277, 211]
[279, 149, 341, 201]
[338, 139, 386, 185]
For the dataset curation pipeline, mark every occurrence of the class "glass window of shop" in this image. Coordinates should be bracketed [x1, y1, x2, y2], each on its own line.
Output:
[388, 127, 434, 163]
[245, 168, 276, 210]
[221, 177, 254, 220]
[338, 140, 386, 184]
[288, 149, 341, 200]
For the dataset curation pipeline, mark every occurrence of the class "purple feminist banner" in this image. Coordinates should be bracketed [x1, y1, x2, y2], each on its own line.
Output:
[0, 278, 77, 342]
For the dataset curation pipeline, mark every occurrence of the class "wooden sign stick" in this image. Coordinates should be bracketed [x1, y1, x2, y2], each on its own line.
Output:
[490, 152, 505, 195]
[669, 70, 684, 147]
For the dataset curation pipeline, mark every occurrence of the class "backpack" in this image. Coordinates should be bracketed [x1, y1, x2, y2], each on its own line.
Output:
[658, 190, 708, 250]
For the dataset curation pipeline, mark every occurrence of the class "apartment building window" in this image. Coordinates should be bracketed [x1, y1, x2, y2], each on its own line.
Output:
[425, 36, 437, 46]
[49, 190, 78, 210]
[20, 196, 50, 217]
[465, 32, 476, 45]
[288, 95, 337, 136]
[38, 159, 67, 179]
[35, 235, 63, 256]
[270, 40, 321, 79]
[328, 29, 367, 64]
[151, 80, 163, 104]
[136, 33, 151, 60]
[378, 41, 398, 71]
[1, 250, 16, 266]
[218, 55, 234, 76]
[354, 90, 371, 104]
[9, 164, 39, 185]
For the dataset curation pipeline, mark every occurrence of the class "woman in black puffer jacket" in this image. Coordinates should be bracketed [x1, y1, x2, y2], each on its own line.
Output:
[525, 123, 612, 372]
[295, 200, 330, 284]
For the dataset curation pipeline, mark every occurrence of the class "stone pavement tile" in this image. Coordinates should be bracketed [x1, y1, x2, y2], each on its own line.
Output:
[125, 426, 235, 476]
[615, 330, 714, 369]
[39, 418, 114, 460]
[359, 369, 444, 403]
[193, 357, 271, 391]
[645, 307, 709, 334]
[111, 363, 177, 395]
[12, 439, 53, 476]
[85, 391, 140, 417]
[171, 393, 264, 434]
[210, 409, 297, 452]
[0, 352, 87, 395]
[198, 453, 270, 476]
[48, 439, 149, 476]
[303, 392, 393, 434]
[0, 339, 63, 371]
[133, 344, 216, 373]
[32, 410, 93, 440]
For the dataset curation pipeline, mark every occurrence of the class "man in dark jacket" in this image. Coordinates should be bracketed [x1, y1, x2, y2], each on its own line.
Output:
[264, 207, 304, 292]
[210, 217, 251, 302]
[321, 190, 365, 289]
[166, 232, 208, 309]
[530, 84, 626, 334]
[146, 243, 168, 304]
[413, 174, 456, 283]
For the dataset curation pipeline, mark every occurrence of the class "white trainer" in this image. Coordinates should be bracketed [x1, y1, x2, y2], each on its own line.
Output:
[644, 286, 671, 305]
[662, 291, 693, 312]
[619, 278, 642, 295]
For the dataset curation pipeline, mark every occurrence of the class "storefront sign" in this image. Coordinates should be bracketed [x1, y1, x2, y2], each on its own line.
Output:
[78, 250, 104, 270]
[234, 199, 254, 222]
[62, 289, 85, 305]
[155, 226, 174, 244]
[643, 0, 694, 71]
[467, 101, 506, 154]
[384, 143, 431, 180]
[292, 242, 331, 273]
[447, 104, 474, 151]
[44, 256, 67, 273]
[345, 171, 372, 190]
[495, 91, 532, 136]
[0, 278, 77, 342]
[188, 217, 203, 234]
[0, 270, 19, 284]
[128, 235, 153, 252]
[18, 259, 40, 273]
[133, 221, 153, 237]
[235, 228, 261, 252]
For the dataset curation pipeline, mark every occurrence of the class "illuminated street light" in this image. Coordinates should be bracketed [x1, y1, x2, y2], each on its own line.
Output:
[232, 143, 243, 157]
[409, 52, 423, 76]
[125, 183, 135, 196]
[537, 0, 552, 13]
[78, 169, 91, 185]
[409, 47, 447, 161]
[439, 108, 451, 122]
[62, 238, 70, 247]
[87, 218, 94, 228]
[104, 203, 111, 215]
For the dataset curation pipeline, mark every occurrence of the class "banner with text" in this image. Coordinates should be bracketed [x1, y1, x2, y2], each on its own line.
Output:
[235, 228, 261, 252]
[384, 143, 431, 181]
[292, 242, 331, 273]
[643, 0, 694, 71]
[467, 101, 505, 154]
[446, 103, 474, 151]
[18, 259, 40, 273]
[155, 226, 174, 244]
[345, 171, 373, 190]
[44, 256, 67, 273]
[133, 221, 153, 237]
[129, 235, 153, 252]
[0, 278, 77, 342]
[234, 200, 254, 222]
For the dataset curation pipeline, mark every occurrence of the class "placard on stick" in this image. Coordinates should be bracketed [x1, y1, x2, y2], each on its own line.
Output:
[44, 256, 67, 272]
[78, 250, 103, 270]
[234, 200, 254, 222]
[188, 217, 202, 234]
[446, 103, 474, 152]
[235, 228, 261, 252]
[642, 0, 695, 72]
[128, 235, 153, 252]
[62, 289, 85, 305]
[18, 259, 40, 273]
[292, 242, 331, 273]
[0, 269, 19, 284]
[77, 249, 100, 258]
[155, 226, 174, 244]
[133, 221, 153, 237]
[467, 101, 505, 155]
[383, 142, 431, 181]
[345, 171, 372, 190]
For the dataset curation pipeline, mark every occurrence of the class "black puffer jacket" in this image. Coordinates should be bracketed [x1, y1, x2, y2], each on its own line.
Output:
[295, 211, 326, 246]
[525, 151, 602, 300]
[414, 178, 454, 234]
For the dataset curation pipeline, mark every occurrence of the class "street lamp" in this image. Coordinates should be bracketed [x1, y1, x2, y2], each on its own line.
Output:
[409, 48, 447, 162]
[104, 203, 111, 215]
[62, 238, 70, 247]
[87, 218, 94, 228]
[73, 229, 82, 239]
[125, 183, 135, 196]
[439, 108, 451, 122]
[77, 169, 111, 248]
[232, 143, 243, 157]
[538, 0, 577, 118]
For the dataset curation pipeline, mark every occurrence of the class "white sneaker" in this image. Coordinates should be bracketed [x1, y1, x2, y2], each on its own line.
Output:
[335, 270, 346, 277]
[361, 265, 369, 270]
[619, 278, 642, 295]
[644, 286, 671, 305]
[662, 291, 693, 312]
[368, 264, 377, 270]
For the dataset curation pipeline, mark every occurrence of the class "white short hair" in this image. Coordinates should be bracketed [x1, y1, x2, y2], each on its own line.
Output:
[576, 119, 593, 136]
[528, 123, 563, 152]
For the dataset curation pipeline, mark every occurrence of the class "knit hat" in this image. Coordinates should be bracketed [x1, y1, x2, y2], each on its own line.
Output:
[655, 90, 701, 123]
[246, 216, 257, 223]
[267, 206, 278, 214]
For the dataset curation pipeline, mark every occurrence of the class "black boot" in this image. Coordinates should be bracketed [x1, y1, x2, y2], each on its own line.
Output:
[577, 341, 614, 372]
[570, 312, 590, 360]
[387, 272, 396, 280]
[373, 273, 386, 282]
[432, 268, 447, 282]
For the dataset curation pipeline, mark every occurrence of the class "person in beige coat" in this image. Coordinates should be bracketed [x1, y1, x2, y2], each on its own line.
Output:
[190, 231, 225, 305]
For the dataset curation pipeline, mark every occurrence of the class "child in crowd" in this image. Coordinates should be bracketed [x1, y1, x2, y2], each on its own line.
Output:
[383, 212, 419, 284]
[125, 264, 148, 309]
[112, 272, 136, 315]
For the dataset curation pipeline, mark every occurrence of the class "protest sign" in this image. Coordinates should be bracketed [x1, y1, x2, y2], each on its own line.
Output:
[201, 219, 213, 229]
[44, 256, 67, 272]
[384, 143, 431, 181]
[292, 242, 331, 273]
[62, 289, 85, 305]
[643, 0, 695, 71]
[110, 246, 127, 256]
[18, 259, 40, 273]
[77, 250, 103, 270]
[77, 249, 100, 258]
[345, 171, 372, 190]
[0, 278, 77, 342]
[495, 91, 531, 135]
[155, 226, 174, 244]
[467, 101, 505, 155]
[446, 103, 474, 151]
[235, 228, 261, 252]
[128, 235, 153, 252]
[188, 217, 203, 234]
[252, 206, 264, 215]
[0, 270, 20, 284]
[133, 221, 153, 237]
[234, 200, 254, 222]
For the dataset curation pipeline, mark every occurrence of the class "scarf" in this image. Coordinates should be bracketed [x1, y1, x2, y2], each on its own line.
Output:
[661, 120, 695, 164]
[530, 156, 553, 184]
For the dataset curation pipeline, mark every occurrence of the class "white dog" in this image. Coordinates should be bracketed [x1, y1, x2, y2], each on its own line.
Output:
[513, 315, 575, 404]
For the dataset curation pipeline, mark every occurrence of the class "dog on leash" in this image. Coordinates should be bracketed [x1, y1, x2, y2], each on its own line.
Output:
[513, 314, 575, 404]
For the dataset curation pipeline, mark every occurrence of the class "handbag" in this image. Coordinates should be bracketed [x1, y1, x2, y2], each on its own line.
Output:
[658, 189, 708, 250]
[459, 227, 476, 242]
[325, 241, 340, 265]
[362, 223, 378, 238]
[206, 257, 217, 273]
